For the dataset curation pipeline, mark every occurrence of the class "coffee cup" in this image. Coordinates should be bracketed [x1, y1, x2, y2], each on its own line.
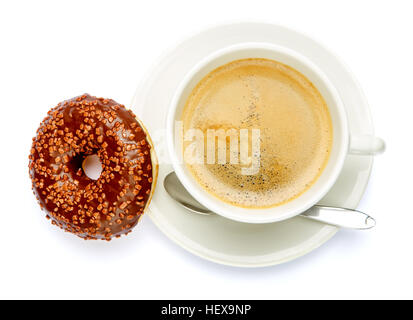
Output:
[166, 43, 385, 224]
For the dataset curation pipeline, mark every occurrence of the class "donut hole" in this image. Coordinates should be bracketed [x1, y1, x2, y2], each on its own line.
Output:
[82, 154, 102, 180]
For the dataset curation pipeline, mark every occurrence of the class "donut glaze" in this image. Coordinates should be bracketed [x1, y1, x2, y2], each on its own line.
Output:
[29, 94, 158, 240]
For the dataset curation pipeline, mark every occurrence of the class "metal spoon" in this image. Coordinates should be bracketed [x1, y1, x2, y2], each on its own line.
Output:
[163, 171, 376, 229]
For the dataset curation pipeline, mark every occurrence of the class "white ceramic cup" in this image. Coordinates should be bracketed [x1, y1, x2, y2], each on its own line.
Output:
[166, 43, 385, 224]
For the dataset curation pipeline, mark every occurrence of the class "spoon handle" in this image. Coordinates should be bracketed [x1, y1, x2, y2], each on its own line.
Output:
[301, 206, 376, 229]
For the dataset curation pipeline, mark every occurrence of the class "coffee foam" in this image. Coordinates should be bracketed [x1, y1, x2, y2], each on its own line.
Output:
[182, 58, 333, 208]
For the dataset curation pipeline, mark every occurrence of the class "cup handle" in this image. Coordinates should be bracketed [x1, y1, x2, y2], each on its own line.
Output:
[349, 135, 386, 155]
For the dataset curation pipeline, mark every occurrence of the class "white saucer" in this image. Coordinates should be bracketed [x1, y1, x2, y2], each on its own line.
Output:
[131, 22, 375, 267]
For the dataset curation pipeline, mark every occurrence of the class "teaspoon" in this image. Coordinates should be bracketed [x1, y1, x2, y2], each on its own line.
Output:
[163, 171, 376, 229]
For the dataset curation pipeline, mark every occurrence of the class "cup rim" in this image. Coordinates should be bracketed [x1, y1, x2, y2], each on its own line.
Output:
[166, 42, 349, 224]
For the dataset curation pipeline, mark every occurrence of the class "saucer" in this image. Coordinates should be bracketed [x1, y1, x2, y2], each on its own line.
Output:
[131, 22, 375, 267]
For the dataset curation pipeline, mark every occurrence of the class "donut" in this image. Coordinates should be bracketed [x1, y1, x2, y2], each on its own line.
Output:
[28, 94, 158, 240]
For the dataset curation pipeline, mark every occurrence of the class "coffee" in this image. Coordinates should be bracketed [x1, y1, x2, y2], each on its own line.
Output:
[181, 58, 333, 208]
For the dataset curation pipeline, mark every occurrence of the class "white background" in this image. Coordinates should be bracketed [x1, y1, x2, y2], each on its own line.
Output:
[0, 0, 411, 299]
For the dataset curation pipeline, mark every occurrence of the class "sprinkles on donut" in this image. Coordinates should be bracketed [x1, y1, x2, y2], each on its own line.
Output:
[28, 94, 158, 240]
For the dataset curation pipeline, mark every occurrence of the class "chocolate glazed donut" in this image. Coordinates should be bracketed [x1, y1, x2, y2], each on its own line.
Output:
[29, 94, 158, 240]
